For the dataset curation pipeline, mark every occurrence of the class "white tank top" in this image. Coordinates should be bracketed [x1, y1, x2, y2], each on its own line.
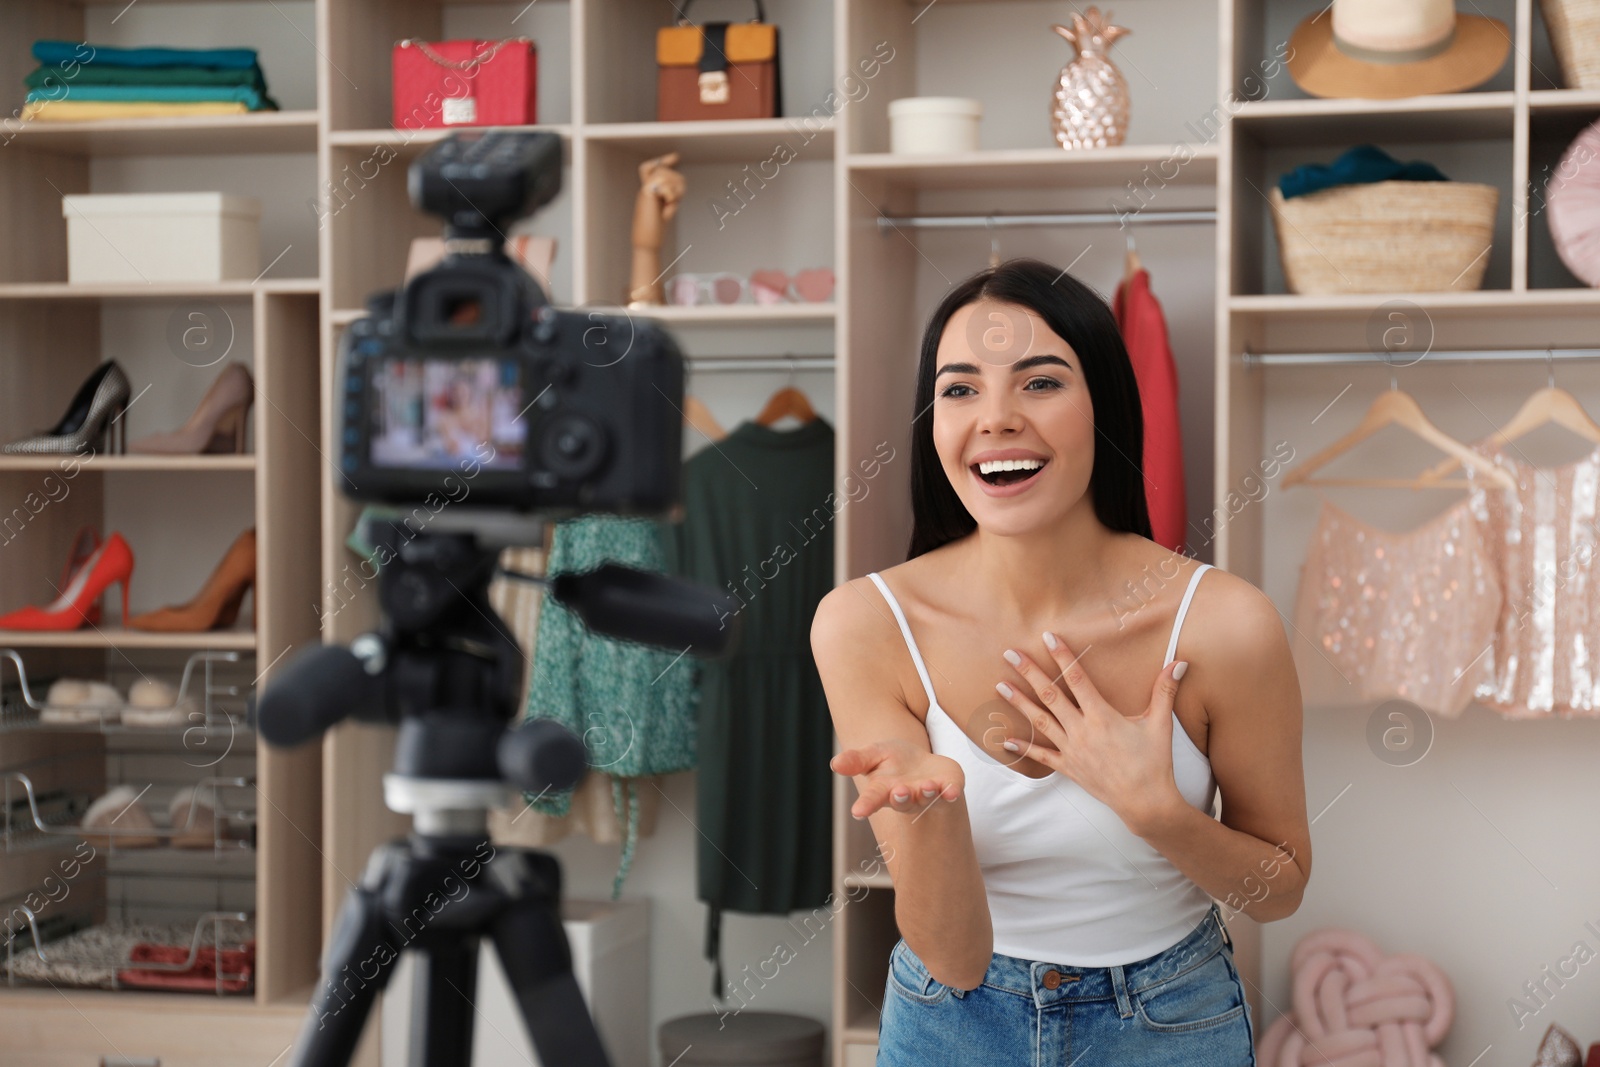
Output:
[865, 562, 1219, 966]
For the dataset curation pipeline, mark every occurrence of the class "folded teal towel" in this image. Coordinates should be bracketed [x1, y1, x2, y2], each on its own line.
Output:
[1278, 144, 1450, 199]
[33, 40, 259, 70]
[25, 63, 267, 92]
[25, 84, 269, 109]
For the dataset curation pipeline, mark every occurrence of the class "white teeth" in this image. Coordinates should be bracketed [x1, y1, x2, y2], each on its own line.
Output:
[977, 458, 1045, 475]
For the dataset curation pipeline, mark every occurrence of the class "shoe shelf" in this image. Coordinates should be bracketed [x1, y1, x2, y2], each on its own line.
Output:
[0, 649, 249, 735]
[0, 455, 255, 473]
[3, 908, 256, 996]
[0, 279, 320, 301]
[2, 770, 257, 855]
[0, 630, 257, 651]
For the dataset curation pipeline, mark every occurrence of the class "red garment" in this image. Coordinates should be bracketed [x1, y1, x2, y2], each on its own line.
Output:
[1113, 268, 1187, 553]
[117, 939, 255, 994]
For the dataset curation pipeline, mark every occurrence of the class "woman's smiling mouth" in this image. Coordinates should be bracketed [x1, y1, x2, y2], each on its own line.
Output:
[969, 455, 1049, 496]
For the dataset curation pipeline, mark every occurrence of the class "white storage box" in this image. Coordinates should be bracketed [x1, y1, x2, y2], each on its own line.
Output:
[62, 192, 261, 284]
[382, 897, 650, 1067]
[889, 96, 982, 154]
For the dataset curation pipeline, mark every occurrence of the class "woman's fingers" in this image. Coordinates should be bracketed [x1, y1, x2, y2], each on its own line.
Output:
[851, 775, 960, 819]
[1002, 644, 1086, 721]
[830, 743, 883, 778]
[995, 677, 1070, 749]
[1147, 659, 1189, 715]
[1039, 632, 1108, 718]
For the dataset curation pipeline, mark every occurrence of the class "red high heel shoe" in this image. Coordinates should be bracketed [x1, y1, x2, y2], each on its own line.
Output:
[0, 532, 134, 630]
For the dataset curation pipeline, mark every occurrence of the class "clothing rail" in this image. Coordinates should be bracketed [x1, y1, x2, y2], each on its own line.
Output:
[686, 356, 834, 373]
[876, 208, 1216, 233]
[1242, 346, 1600, 368]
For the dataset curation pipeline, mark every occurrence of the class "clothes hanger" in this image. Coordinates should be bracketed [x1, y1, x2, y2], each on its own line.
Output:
[683, 394, 727, 442]
[754, 356, 818, 428]
[1416, 348, 1600, 483]
[1123, 228, 1142, 283]
[1280, 372, 1518, 491]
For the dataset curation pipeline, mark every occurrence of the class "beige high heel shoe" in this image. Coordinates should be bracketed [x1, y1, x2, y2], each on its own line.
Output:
[129, 362, 254, 455]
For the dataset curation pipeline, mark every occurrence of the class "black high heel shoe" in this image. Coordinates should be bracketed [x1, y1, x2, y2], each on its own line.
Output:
[3, 361, 132, 455]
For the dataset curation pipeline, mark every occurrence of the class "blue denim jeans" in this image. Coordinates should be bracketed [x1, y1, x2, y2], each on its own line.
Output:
[877, 903, 1256, 1066]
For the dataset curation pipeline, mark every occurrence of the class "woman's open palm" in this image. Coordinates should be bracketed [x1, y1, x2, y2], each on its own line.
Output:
[831, 738, 965, 820]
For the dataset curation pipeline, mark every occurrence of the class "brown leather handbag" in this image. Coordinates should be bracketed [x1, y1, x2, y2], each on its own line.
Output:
[656, 0, 781, 122]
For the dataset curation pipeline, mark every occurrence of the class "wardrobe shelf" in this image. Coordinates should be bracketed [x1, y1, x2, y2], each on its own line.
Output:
[6, 110, 319, 156]
[1229, 93, 1515, 143]
[602, 302, 837, 325]
[0, 279, 319, 300]
[845, 144, 1218, 191]
[328, 123, 573, 159]
[0, 630, 256, 651]
[584, 117, 835, 162]
[1229, 289, 1600, 317]
[1528, 89, 1600, 114]
[0, 455, 255, 473]
[842, 871, 893, 890]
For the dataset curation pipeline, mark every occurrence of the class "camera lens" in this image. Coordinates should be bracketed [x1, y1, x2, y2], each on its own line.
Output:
[539, 412, 607, 479]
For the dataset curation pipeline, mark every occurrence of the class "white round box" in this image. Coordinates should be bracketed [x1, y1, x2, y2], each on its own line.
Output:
[888, 96, 982, 154]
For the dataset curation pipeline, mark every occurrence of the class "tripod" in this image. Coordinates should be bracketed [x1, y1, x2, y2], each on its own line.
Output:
[259, 522, 612, 1067]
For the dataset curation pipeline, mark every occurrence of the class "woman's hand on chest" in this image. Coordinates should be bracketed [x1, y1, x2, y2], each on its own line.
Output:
[991, 630, 1190, 835]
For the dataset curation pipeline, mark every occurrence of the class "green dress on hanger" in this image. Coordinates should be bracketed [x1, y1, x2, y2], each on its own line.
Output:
[664, 416, 837, 999]
[522, 513, 700, 899]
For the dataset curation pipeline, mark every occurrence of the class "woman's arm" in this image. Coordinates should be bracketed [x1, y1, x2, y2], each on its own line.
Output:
[812, 579, 994, 990]
[1130, 576, 1312, 923]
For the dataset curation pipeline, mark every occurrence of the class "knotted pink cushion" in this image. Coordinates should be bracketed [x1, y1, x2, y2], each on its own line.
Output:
[1547, 118, 1600, 288]
[1256, 928, 1455, 1067]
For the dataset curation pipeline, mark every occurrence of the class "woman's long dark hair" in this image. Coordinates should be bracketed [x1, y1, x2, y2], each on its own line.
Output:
[907, 257, 1152, 559]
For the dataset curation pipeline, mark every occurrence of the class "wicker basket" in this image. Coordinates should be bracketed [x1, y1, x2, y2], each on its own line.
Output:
[1268, 181, 1499, 294]
[1540, 0, 1600, 90]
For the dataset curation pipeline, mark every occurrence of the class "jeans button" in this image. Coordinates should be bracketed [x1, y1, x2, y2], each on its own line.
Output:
[1042, 969, 1062, 990]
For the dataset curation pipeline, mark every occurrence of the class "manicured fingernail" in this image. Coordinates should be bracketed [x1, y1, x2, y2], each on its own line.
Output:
[1002, 649, 1022, 667]
[893, 790, 908, 801]
[922, 788, 938, 798]
[996, 681, 1014, 698]
[1002, 740, 1020, 751]
[1173, 660, 1189, 680]
[1042, 631, 1059, 650]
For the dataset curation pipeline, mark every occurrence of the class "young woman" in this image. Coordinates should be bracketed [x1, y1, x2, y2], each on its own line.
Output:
[811, 259, 1309, 1065]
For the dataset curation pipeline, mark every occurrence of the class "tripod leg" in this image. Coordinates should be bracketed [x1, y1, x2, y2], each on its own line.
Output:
[289, 876, 400, 1067]
[490, 897, 613, 1067]
[408, 937, 479, 1067]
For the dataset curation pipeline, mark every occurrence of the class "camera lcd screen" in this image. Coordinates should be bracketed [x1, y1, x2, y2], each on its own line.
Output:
[369, 357, 525, 471]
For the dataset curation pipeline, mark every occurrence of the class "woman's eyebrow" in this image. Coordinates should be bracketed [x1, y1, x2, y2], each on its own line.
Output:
[935, 354, 1074, 378]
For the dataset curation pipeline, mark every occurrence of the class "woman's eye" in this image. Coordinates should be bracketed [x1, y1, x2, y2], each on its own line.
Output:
[939, 383, 975, 399]
[1025, 377, 1062, 392]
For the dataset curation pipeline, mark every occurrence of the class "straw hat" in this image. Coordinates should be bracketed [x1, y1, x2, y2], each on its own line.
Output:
[1286, 0, 1510, 99]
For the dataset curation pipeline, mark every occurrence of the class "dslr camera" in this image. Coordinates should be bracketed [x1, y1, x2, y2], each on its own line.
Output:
[336, 128, 683, 517]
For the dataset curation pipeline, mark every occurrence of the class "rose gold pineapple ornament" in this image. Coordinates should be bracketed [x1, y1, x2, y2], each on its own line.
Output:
[1051, 7, 1131, 150]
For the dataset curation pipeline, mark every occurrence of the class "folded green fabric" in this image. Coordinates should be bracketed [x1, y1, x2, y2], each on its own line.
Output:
[33, 40, 259, 70]
[26, 63, 267, 93]
[25, 84, 271, 109]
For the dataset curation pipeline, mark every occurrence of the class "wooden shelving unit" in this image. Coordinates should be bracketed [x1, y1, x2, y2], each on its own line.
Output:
[0, 0, 324, 1062]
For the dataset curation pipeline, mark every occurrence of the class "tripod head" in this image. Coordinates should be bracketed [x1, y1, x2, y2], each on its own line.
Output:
[256, 515, 741, 831]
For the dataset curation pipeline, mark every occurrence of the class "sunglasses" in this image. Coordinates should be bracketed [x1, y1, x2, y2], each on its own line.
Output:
[666, 268, 836, 307]
[750, 267, 834, 304]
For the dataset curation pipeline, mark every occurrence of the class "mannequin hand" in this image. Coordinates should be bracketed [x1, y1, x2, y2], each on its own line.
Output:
[831, 738, 965, 820]
[995, 634, 1188, 835]
[638, 152, 685, 219]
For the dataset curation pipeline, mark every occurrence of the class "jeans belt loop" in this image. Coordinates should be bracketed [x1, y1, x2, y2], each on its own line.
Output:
[1215, 904, 1234, 951]
[1109, 962, 1134, 1018]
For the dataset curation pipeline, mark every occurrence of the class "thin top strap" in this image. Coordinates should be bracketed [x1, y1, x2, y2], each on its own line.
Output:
[1164, 563, 1212, 666]
[865, 572, 939, 708]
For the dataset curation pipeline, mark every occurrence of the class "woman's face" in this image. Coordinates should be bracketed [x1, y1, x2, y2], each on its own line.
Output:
[932, 298, 1095, 535]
